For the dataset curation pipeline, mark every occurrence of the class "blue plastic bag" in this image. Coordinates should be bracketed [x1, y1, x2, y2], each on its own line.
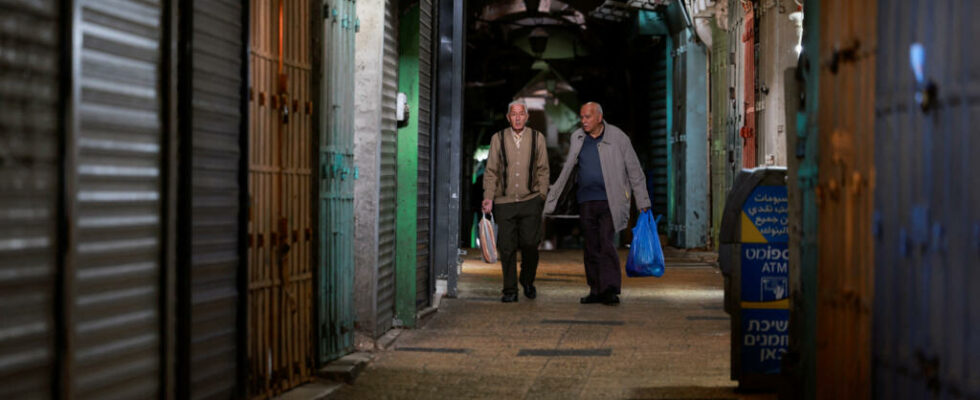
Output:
[626, 210, 665, 277]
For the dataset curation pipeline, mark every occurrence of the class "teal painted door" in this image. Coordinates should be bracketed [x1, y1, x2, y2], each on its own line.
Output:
[319, 0, 357, 362]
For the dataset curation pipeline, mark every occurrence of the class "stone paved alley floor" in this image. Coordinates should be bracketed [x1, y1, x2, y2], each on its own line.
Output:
[329, 249, 778, 400]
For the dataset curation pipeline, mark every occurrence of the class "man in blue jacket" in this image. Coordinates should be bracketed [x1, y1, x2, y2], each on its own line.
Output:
[543, 102, 650, 305]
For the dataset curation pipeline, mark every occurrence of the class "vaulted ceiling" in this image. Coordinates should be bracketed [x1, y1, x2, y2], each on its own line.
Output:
[465, 0, 672, 128]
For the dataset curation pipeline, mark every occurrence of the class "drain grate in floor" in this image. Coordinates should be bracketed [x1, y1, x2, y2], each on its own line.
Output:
[517, 348, 612, 357]
[533, 277, 574, 282]
[395, 347, 469, 354]
[457, 297, 500, 302]
[540, 319, 625, 326]
[545, 273, 585, 277]
[685, 316, 729, 321]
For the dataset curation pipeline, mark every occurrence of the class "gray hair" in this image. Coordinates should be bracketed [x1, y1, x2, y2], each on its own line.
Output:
[507, 100, 528, 115]
[584, 101, 603, 115]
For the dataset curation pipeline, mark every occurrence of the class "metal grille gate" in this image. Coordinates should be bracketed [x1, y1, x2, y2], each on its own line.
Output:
[247, 0, 315, 397]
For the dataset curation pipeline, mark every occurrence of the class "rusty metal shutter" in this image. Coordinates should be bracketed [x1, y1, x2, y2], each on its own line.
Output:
[0, 1, 60, 398]
[184, 0, 244, 398]
[415, 0, 433, 311]
[811, 1, 876, 396]
[70, 1, 165, 397]
[376, 0, 398, 334]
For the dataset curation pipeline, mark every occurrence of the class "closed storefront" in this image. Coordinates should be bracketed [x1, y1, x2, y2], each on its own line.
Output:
[0, 1, 61, 397]
[873, 1, 979, 398]
[247, 0, 316, 396]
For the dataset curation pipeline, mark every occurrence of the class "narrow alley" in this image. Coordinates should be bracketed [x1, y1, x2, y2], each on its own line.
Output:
[0, 0, 977, 399]
[332, 249, 777, 400]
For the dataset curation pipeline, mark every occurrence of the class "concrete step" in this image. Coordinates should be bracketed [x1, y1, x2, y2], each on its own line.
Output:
[276, 380, 343, 400]
[317, 352, 372, 384]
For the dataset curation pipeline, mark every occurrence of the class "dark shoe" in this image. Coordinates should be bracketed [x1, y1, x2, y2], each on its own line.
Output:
[580, 293, 602, 304]
[601, 294, 620, 305]
[501, 293, 518, 303]
[523, 285, 537, 299]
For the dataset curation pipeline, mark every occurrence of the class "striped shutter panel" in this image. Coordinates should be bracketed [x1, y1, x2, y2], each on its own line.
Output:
[416, 0, 434, 311]
[0, 1, 60, 398]
[70, 1, 165, 398]
[376, 0, 399, 334]
[649, 40, 669, 222]
[188, 0, 243, 398]
[873, 1, 979, 397]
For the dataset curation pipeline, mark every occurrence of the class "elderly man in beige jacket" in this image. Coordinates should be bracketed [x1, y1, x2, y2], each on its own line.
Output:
[544, 102, 650, 305]
[483, 101, 550, 303]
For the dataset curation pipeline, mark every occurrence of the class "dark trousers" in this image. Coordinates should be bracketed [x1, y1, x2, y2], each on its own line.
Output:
[495, 197, 543, 295]
[579, 200, 621, 295]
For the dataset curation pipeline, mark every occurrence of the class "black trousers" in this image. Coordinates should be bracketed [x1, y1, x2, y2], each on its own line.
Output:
[495, 197, 543, 295]
[579, 200, 621, 295]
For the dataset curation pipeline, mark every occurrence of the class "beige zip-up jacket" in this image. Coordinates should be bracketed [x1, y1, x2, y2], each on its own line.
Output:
[483, 128, 549, 205]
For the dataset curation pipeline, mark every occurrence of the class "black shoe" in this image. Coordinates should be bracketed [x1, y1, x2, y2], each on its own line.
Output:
[580, 293, 602, 304]
[523, 285, 537, 299]
[601, 294, 620, 305]
[501, 293, 518, 303]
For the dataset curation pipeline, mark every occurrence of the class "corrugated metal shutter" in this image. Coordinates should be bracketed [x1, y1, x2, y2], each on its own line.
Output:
[0, 1, 60, 398]
[319, 0, 357, 363]
[649, 41, 668, 222]
[709, 23, 731, 248]
[71, 1, 165, 398]
[416, 0, 433, 311]
[874, 1, 979, 398]
[189, 0, 243, 398]
[376, 0, 398, 334]
[669, 32, 687, 246]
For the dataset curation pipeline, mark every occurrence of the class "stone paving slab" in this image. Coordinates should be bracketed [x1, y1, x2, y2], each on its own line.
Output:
[329, 249, 776, 400]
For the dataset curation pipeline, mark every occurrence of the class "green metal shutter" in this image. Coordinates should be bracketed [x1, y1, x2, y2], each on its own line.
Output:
[187, 0, 243, 398]
[320, 0, 357, 362]
[669, 33, 687, 246]
[648, 40, 669, 224]
[0, 1, 60, 398]
[376, 0, 398, 333]
[415, 0, 433, 311]
[70, 1, 165, 397]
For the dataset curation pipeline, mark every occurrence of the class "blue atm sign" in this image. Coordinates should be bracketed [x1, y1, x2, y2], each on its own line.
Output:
[739, 185, 789, 376]
[741, 243, 789, 375]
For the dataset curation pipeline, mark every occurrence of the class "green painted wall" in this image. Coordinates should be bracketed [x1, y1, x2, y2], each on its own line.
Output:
[395, 3, 420, 328]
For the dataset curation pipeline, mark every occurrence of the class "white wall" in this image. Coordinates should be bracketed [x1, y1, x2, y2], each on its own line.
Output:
[756, 1, 800, 167]
[353, 0, 385, 336]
